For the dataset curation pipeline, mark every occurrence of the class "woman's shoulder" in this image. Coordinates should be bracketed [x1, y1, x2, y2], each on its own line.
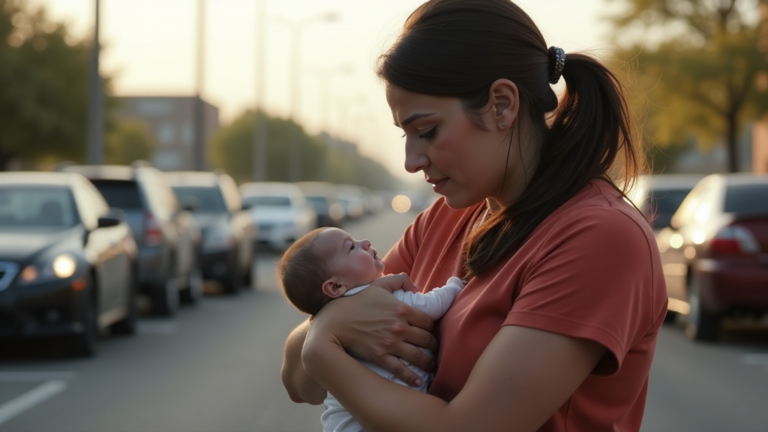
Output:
[536, 179, 655, 249]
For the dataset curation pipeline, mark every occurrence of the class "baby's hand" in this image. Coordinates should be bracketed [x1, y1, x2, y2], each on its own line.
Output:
[370, 273, 418, 294]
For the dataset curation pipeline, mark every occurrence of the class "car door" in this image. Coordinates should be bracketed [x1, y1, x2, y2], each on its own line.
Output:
[74, 180, 131, 316]
[220, 176, 253, 275]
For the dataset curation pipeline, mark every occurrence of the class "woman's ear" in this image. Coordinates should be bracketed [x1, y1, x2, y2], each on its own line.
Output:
[322, 279, 349, 299]
[488, 78, 519, 129]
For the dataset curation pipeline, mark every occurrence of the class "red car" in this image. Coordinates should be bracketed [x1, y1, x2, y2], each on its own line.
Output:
[656, 174, 768, 341]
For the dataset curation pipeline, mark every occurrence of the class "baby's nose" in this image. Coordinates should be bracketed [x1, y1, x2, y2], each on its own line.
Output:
[362, 240, 372, 250]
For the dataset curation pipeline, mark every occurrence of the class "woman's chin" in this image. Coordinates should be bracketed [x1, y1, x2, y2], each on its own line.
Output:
[442, 194, 483, 210]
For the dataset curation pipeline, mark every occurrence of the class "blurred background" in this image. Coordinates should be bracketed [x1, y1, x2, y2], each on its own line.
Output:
[0, 0, 767, 431]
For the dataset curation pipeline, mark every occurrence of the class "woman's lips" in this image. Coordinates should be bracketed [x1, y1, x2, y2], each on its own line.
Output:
[431, 178, 448, 194]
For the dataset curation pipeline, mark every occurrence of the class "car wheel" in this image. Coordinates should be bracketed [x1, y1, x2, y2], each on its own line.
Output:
[181, 269, 204, 304]
[152, 278, 180, 316]
[222, 252, 240, 294]
[65, 275, 99, 357]
[685, 275, 720, 341]
[111, 271, 138, 335]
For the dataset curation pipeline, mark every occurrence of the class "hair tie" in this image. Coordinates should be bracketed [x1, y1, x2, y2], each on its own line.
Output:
[548, 46, 565, 84]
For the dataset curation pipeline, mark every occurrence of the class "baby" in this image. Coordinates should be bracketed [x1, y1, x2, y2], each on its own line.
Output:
[277, 227, 464, 432]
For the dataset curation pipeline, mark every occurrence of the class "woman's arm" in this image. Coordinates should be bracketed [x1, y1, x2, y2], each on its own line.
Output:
[303, 323, 606, 432]
[281, 287, 439, 402]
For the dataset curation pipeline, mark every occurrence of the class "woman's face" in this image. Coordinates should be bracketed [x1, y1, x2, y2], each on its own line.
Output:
[386, 84, 529, 210]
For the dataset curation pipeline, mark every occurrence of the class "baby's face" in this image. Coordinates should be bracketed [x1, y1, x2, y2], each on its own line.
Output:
[315, 228, 385, 288]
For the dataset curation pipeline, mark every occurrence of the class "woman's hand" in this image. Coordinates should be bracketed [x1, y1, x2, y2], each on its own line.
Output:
[370, 272, 419, 294]
[307, 285, 437, 387]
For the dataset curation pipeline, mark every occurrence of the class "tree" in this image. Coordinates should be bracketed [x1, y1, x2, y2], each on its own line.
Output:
[104, 120, 156, 165]
[210, 109, 403, 190]
[0, 0, 113, 169]
[608, 0, 768, 172]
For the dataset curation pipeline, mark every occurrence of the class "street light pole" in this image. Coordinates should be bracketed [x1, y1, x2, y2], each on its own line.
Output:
[194, 0, 207, 171]
[86, 0, 103, 165]
[253, 0, 267, 181]
[274, 12, 339, 182]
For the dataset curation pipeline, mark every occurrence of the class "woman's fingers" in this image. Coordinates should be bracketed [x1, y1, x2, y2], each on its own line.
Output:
[377, 354, 426, 387]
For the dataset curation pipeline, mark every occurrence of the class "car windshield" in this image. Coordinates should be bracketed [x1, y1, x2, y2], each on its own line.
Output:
[244, 196, 291, 207]
[305, 196, 329, 211]
[172, 186, 227, 212]
[725, 184, 768, 213]
[0, 186, 78, 228]
[91, 180, 143, 209]
[648, 189, 691, 228]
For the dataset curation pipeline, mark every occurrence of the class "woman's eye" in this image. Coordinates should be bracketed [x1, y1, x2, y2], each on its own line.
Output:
[418, 127, 437, 140]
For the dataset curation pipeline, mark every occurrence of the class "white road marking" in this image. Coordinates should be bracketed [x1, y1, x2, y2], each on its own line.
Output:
[0, 380, 67, 425]
[0, 372, 75, 382]
[741, 354, 768, 367]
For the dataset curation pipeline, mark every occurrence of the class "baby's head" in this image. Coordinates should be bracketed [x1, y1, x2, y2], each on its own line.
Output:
[277, 227, 385, 315]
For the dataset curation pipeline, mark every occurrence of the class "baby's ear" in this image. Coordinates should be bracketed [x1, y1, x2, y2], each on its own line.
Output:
[322, 278, 349, 299]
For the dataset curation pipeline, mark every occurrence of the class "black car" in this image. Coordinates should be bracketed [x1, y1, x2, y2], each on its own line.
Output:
[0, 172, 138, 356]
[165, 171, 256, 294]
[296, 181, 345, 227]
[62, 163, 203, 315]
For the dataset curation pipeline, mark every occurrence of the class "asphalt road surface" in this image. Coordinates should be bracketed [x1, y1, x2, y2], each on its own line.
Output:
[1, 208, 767, 432]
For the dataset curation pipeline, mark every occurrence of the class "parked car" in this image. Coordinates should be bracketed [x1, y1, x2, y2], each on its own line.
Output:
[335, 184, 367, 220]
[656, 174, 768, 341]
[62, 163, 203, 315]
[0, 172, 138, 356]
[627, 174, 704, 232]
[166, 171, 255, 294]
[296, 182, 345, 228]
[240, 182, 317, 251]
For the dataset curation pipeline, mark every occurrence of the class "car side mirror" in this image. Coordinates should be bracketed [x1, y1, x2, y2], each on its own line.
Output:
[97, 208, 125, 229]
[97, 216, 121, 228]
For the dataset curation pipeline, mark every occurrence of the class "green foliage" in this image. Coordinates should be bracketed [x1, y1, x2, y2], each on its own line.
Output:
[104, 120, 156, 165]
[607, 0, 768, 172]
[0, 0, 113, 169]
[210, 110, 403, 190]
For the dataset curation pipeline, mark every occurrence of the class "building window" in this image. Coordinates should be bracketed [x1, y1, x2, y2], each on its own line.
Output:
[136, 100, 174, 117]
[156, 122, 176, 147]
[180, 122, 194, 147]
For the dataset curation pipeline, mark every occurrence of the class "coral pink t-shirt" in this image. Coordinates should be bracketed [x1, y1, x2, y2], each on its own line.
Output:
[383, 179, 667, 432]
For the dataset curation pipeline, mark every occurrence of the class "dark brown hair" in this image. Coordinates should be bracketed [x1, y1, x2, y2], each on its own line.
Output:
[378, 0, 643, 280]
[276, 228, 333, 315]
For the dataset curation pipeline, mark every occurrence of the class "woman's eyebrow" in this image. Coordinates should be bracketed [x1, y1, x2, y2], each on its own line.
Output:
[394, 112, 435, 128]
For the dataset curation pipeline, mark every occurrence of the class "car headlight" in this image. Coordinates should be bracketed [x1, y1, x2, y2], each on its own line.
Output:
[18, 254, 78, 285]
[203, 226, 232, 252]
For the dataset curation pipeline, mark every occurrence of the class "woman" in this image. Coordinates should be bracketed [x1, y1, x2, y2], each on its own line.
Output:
[281, 0, 667, 431]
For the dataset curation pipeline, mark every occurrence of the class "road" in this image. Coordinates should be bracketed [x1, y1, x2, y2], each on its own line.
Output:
[1, 208, 768, 432]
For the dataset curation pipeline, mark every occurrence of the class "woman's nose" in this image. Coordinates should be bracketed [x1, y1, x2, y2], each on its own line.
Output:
[404, 139, 429, 173]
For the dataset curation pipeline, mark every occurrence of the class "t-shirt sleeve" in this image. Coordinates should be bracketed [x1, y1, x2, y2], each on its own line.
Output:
[504, 207, 659, 375]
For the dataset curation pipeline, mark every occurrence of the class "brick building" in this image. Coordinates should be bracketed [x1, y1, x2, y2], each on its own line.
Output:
[115, 96, 219, 171]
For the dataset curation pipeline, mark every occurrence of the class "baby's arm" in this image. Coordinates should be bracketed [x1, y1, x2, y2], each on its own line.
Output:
[393, 277, 464, 320]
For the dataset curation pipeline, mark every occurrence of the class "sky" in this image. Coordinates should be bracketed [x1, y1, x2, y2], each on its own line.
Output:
[35, 0, 621, 181]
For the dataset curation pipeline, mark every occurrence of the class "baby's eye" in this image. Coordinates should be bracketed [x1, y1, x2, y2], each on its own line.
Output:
[349, 244, 356, 251]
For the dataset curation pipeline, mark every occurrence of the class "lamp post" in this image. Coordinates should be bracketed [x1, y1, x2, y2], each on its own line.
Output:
[253, 0, 267, 181]
[194, 0, 207, 171]
[273, 12, 339, 181]
[86, 0, 103, 165]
